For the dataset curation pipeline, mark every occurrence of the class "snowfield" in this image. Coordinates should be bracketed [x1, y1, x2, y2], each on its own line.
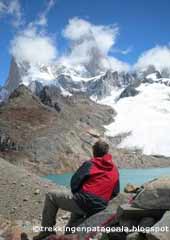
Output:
[100, 83, 170, 157]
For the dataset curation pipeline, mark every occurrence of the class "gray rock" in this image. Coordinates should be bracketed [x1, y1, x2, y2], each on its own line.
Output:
[117, 204, 164, 219]
[146, 211, 170, 240]
[28, 81, 43, 96]
[34, 189, 40, 195]
[86, 70, 135, 99]
[5, 57, 23, 93]
[126, 217, 156, 240]
[119, 216, 137, 229]
[107, 232, 126, 240]
[124, 184, 140, 194]
[139, 217, 156, 228]
[127, 232, 144, 240]
[118, 85, 139, 100]
[132, 177, 170, 209]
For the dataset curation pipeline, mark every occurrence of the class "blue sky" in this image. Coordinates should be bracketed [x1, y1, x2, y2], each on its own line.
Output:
[0, 0, 170, 86]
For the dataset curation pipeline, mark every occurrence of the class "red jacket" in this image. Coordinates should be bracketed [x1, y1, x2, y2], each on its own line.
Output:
[71, 154, 119, 215]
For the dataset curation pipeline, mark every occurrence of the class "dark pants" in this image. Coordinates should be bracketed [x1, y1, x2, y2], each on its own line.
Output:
[41, 189, 86, 234]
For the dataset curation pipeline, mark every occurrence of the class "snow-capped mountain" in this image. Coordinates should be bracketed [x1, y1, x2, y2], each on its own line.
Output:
[4, 58, 135, 100]
[2, 57, 170, 158]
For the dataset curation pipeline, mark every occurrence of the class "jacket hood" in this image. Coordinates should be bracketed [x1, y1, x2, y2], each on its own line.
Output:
[91, 154, 115, 170]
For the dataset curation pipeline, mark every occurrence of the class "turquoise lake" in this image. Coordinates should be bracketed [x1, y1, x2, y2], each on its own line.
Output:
[46, 168, 170, 191]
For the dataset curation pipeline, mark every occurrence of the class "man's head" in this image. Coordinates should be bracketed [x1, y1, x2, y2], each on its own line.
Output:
[92, 140, 109, 157]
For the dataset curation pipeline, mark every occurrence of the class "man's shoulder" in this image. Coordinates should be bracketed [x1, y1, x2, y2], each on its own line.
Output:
[80, 160, 92, 168]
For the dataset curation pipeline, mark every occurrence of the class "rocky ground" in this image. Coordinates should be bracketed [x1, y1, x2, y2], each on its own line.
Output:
[0, 157, 71, 239]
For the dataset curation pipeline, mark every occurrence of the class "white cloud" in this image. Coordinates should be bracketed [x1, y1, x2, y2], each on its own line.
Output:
[0, 0, 22, 27]
[10, 26, 57, 65]
[9, 12, 130, 74]
[9, 0, 57, 65]
[63, 17, 118, 55]
[61, 17, 130, 75]
[109, 57, 130, 72]
[35, 0, 56, 27]
[135, 45, 170, 71]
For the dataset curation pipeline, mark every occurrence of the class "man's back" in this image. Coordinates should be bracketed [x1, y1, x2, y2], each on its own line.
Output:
[71, 153, 120, 216]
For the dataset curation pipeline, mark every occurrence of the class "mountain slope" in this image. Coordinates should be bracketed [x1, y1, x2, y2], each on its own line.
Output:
[0, 84, 115, 174]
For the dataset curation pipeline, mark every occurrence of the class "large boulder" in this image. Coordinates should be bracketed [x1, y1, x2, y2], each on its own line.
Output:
[77, 193, 130, 239]
[132, 177, 170, 209]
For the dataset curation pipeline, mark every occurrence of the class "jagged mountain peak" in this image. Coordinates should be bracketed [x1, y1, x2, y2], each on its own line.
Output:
[3, 57, 170, 105]
[3, 57, 135, 101]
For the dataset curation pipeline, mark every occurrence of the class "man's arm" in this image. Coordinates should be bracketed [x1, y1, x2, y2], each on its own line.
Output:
[111, 180, 120, 199]
[71, 161, 91, 194]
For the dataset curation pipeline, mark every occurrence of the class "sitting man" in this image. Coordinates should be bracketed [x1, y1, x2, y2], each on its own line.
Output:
[33, 140, 120, 240]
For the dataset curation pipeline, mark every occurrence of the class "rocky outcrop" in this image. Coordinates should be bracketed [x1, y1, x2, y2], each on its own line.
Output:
[39, 85, 66, 112]
[118, 85, 139, 100]
[132, 177, 170, 209]
[28, 81, 43, 96]
[86, 70, 135, 99]
[57, 74, 84, 94]
[5, 58, 29, 93]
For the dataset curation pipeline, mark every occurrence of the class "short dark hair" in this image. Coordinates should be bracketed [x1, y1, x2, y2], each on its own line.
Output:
[92, 140, 109, 157]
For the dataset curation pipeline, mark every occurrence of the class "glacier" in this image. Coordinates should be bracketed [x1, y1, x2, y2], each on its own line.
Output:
[100, 83, 170, 157]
